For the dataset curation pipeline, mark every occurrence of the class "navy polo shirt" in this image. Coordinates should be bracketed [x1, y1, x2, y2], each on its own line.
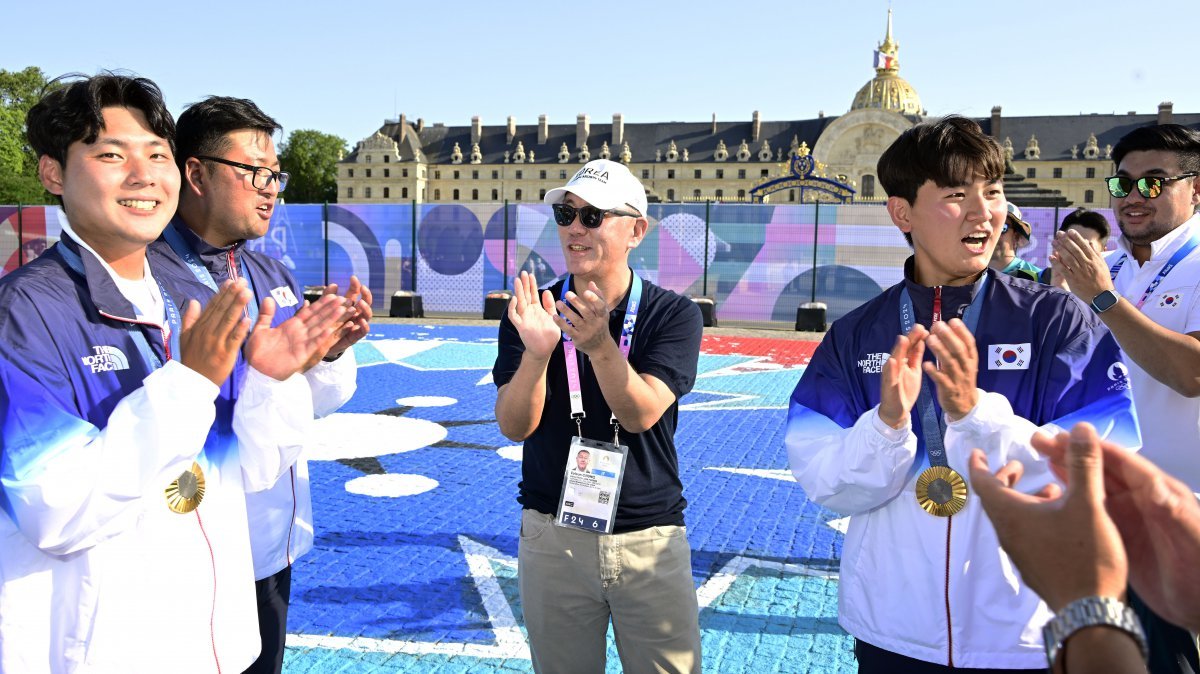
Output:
[492, 274, 703, 533]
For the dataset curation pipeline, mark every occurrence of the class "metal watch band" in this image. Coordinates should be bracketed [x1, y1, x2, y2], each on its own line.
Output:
[1042, 596, 1148, 668]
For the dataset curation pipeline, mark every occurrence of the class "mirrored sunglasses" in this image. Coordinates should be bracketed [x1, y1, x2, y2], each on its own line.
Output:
[1105, 173, 1197, 199]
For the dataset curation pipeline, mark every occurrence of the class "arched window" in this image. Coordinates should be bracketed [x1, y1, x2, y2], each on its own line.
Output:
[861, 175, 876, 199]
[515, 189, 523, 201]
[434, 189, 441, 201]
[347, 187, 354, 198]
[715, 189, 723, 199]
[453, 188, 460, 200]
[667, 189, 675, 201]
[1084, 189, 1095, 203]
[491, 189, 499, 200]
[383, 187, 390, 199]
[737, 189, 745, 200]
[472, 189, 479, 201]
[693, 189, 702, 200]
[365, 187, 372, 198]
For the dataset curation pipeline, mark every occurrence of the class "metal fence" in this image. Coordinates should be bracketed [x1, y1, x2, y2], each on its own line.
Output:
[0, 202, 1112, 329]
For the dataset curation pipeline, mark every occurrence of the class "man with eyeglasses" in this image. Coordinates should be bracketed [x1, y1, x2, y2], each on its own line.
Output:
[492, 158, 704, 673]
[147, 96, 371, 674]
[1051, 123, 1200, 674]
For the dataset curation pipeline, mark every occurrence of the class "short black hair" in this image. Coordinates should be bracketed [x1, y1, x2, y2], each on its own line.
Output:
[877, 116, 1005, 245]
[1059, 207, 1110, 241]
[877, 116, 1005, 205]
[1112, 124, 1200, 174]
[175, 96, 281, 171]
[26, 72, 175, 167]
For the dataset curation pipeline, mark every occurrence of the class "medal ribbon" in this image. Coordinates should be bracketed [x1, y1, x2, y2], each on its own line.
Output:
[1108, 233, 1200, 310]
[59, 241, 181, 369]
[561, 272, 643, 439]
[898, 274, 988, 469]
[162, 221, 260, 327]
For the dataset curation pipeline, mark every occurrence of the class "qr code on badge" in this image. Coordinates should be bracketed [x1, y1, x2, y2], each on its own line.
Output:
[598, 491, 611, 505]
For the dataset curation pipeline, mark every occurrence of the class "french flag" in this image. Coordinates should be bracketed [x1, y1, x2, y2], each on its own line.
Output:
[874, 50, 895, 69]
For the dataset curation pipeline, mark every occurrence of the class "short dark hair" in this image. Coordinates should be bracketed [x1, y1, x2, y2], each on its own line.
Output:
[877, 116, 1005, 205]
[1059, 208, 1110, 241]
[175, 96, 281, 171]
[26, 72, 175, 166]
[1111, 124, 1200, 174]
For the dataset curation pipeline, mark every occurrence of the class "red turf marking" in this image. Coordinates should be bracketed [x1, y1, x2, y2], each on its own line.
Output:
[701, 335, 819, 367]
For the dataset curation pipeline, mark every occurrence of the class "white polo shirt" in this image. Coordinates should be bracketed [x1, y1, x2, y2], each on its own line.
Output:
[1111, 212, 1200, 490]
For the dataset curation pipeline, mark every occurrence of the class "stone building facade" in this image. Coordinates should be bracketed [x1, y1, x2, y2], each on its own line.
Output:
[336, 11, 1198, 209]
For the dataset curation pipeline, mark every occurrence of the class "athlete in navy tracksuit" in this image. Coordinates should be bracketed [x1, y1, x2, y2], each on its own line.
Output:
[787, 262, 1139, 669]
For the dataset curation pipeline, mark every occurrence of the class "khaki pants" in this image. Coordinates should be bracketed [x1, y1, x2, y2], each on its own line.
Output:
[518, 509, 702, 674]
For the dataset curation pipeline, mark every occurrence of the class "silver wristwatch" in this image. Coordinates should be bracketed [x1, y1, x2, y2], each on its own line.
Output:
[1042, 596, 1148, 668]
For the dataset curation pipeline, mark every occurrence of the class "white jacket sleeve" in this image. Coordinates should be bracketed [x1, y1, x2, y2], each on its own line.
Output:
[943, 390, 1060, 495]
[0, 360, 218, 556]
[303, 347, 358, 418]
[786, 400, 919, 516]
[234, 366, 314, 492]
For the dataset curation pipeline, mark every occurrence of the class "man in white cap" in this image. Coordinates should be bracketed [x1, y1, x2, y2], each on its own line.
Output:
[989, 202, 1042, 282]
[492, 158, 704, 673]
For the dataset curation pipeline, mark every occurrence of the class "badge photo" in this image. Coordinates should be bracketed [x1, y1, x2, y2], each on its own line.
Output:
[271, 286, 300, 308]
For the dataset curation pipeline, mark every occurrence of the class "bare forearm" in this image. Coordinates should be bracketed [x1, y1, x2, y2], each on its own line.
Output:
[588, 341, 670, 433]
[495, 353, 551, 441]
[1056, 626, 1147, 674]
[1100, 301, 1200, 396]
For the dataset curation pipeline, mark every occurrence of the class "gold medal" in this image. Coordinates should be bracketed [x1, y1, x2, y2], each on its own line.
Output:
[915, 466, 967, 517]
[165, 461, 206, 514]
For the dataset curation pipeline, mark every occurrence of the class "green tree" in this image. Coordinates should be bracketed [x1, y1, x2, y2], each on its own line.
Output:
[0, 67, 55, 205]
[278, 129, 347, 203]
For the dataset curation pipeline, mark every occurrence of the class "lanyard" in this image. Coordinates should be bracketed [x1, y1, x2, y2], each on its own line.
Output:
[898, 274, 988, 469]
[1108, 234, 1200, 310]
[561, 273, 643, 441]
[58, 242, 181, 370]
[162, 222, 260, 327]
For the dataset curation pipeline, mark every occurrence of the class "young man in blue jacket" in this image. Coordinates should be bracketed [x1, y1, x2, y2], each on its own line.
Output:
[0, 73, 343, 672]
[786, 116, 1139, 672]
[148, 96, 370, 674]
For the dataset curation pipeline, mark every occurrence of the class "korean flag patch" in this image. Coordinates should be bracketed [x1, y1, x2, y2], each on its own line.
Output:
[270, 286, 300, 308]
[988, 343, 1030, 370]
[1158, 292, 1184, 309]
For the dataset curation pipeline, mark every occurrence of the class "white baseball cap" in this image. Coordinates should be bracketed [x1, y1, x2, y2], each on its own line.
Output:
[543, 158, 648, 217]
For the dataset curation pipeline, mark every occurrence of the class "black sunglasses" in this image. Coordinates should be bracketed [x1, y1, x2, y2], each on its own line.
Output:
[195, 155, 290, 193]
[1105, 173, 1197, 199]
[552, 202, 641, 229]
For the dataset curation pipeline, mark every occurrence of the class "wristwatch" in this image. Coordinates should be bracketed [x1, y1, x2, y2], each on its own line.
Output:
[1042, 596, 1147, 668]
[1090, 289, 1120, 313]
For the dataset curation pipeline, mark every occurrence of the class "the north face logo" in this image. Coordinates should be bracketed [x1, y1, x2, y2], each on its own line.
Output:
[81, 345, 130, 373]
[858, 352, 890, 374]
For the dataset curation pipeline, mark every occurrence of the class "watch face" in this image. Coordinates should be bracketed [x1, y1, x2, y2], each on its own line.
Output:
[1092, 291, 1118, 312]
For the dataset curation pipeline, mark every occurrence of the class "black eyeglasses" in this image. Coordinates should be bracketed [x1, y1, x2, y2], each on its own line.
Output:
[1105, 173, 1197, 199]
[551, 202, 641, 228]
[195, 155, 290, 193]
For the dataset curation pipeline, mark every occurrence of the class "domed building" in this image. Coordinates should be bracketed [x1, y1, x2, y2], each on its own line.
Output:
[812, 9, 923, 200]
[337, 10, 1198, 209]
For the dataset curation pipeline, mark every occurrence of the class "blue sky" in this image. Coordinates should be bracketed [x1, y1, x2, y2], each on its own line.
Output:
[6, 1, 1195, 148]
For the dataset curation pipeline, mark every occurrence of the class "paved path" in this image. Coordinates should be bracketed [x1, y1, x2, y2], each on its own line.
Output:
[284, 323, 852, 673]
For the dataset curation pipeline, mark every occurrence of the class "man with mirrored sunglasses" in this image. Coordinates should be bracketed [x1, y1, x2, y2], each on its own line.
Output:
[147, 96, 370, 674]
[1051, 123, 1200, 674]
[492, 158, 704, 673]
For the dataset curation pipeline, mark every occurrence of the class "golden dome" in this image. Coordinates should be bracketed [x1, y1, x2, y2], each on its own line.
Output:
[851, 74, 923, 115]
[850, 9, 923, 116]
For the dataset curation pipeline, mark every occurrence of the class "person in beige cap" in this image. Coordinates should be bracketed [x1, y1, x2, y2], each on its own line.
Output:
[492, 158, 704, 673]
[989, 202, 1042, 282]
